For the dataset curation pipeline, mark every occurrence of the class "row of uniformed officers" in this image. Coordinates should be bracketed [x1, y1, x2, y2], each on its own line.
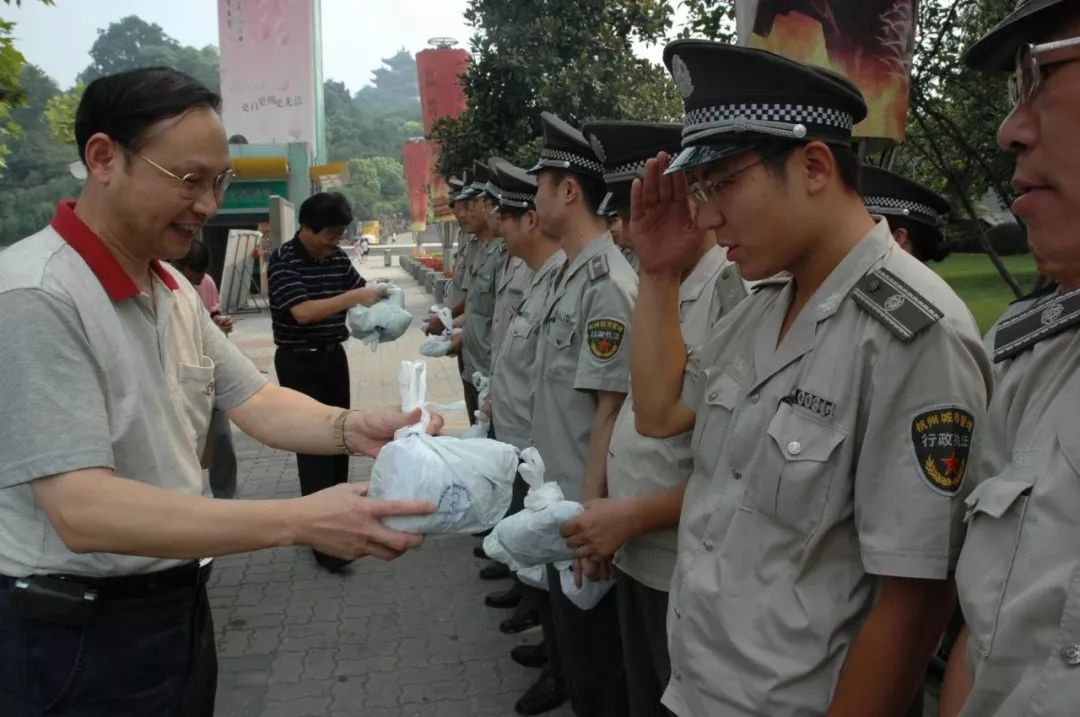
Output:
[425, 4, 1080, 715]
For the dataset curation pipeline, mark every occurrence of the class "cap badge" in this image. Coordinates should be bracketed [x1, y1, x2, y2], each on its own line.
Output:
[671, 54, 695, 99]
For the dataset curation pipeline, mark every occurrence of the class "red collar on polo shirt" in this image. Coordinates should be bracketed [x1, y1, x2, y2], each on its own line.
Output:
[50, 200, 179, 302]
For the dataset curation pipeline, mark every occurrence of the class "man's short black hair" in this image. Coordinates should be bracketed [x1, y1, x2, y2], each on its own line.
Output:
[891, 216, 951, 263]
[175, 238, 211, 274]
[757, 140, 861, 192]
[545, 169, 607, 215]
[75, 67, 222, 163]
[299, 192, 354, 233]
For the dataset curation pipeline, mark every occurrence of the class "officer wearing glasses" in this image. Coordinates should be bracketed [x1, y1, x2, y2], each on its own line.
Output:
[941, 2, 1080, 715]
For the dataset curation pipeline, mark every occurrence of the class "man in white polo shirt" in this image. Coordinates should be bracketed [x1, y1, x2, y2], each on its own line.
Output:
[0, 67, 437, 716]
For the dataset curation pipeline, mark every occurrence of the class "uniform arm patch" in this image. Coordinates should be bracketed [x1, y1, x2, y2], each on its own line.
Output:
[586, 318, 625, 361]
[910, 407, 974, 495]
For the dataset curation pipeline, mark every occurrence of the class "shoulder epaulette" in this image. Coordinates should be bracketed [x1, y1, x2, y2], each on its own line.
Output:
[587, 254, 610, 282]
[850, 267, 943, 343]
[993, 286, 1080, 363]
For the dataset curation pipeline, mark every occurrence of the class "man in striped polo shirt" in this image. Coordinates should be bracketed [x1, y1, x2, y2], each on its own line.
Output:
[268, 192, 386, 571]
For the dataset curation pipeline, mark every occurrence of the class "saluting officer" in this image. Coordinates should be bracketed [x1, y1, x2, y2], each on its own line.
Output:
[862, 165, 952, 263]
[563, 120, 748, 717]
[528, 111, 637, 717]
[630, 41, 991, 716]
[939, 3, 1080, 716]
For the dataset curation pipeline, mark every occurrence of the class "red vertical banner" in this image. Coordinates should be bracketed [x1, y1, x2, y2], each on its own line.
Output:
[402, 139, 432, 232]
[416, 42, 470, 219]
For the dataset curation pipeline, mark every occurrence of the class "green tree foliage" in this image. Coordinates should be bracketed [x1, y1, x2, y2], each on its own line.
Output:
[338, 156, 409, 223]
[0, 0, 58, 173]
[431, 0, 681, 175]
[44, 82, 82, 145]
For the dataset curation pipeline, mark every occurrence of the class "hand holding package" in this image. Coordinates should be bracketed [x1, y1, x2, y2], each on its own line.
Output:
[419, 305, 461, 357]
[367, 361, 519, 534]
[483, 449, 583, 571]
[460, 372, 492, 439]
[346, 284, 412, 349]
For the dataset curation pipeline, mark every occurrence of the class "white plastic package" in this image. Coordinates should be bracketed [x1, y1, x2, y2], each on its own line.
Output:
[515, 565, 615, 611]
[419, 305, 462, 357]
[346, 284, 412, 350]
[367, 361, 519, 534]
[460, 372, 493, 439]
[559, 570, 616, 611]
[483, 448, 583, 571]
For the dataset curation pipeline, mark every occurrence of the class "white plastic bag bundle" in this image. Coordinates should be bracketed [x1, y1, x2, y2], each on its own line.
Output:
[460, 372, 493, 439]
[419, 305, 462, 357]
[517, 565, 549, 591]
[483, 448, 583, 570]
[367, 361, 519, 534]
[346, 284, 412, 350]
[515, 565, 615, 611]
[559, 570, 616, 611]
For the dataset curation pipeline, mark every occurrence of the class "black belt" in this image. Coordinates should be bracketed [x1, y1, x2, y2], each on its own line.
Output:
[279, 342, 342, 353]
[2, 560, 212, 601]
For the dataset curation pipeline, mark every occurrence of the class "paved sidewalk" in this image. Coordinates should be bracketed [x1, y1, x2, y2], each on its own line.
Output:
[211, 259, 572, 716]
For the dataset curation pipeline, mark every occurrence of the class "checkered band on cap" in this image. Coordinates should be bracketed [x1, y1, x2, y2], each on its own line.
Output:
[603, 159, 648, 184]
[495, 188, 536, 210]
[683, 102, 855, 144]
[865, 195, 947, 227]
[536, 148, 604, 177]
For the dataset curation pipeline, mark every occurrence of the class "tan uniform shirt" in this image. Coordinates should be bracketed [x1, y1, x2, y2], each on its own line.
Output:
[662, 221, 992, 716]
[462, 237, 505, 382]
[491, 251, 566, 450]
[446, 234, 478, 308]
[956, 286, 1080, 717]
[490, 254, 532, 376]
[531, 233, 637, 501]
[609, 246, 747, 592]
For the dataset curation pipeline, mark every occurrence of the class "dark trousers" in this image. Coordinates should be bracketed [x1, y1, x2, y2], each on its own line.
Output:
[207, 408, 236, 499]
[616, 569, 674, 717]
[547, 564, 628, 717]
[275, 343, 351, 568]
[0, 576, 216, 716]
[458, 355, 479, 426]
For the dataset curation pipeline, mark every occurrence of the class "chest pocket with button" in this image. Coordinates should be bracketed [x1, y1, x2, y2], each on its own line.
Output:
[691, 369, 742, 477]
[543, 319, 577, 382]
[742, 402, 846, 535]
[955, 468, 1037, 661]
[177, 356, 216, 452]
[469, 271, 496, 317]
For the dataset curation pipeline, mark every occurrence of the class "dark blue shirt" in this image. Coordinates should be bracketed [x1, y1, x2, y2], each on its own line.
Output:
[268, 236, 364, 347]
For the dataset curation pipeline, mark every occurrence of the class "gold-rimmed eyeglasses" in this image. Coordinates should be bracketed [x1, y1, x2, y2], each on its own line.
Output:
[136, 152, 235, 204]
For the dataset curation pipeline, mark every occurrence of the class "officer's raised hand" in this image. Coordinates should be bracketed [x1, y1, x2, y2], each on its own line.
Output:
[629, 151, 705, 274]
